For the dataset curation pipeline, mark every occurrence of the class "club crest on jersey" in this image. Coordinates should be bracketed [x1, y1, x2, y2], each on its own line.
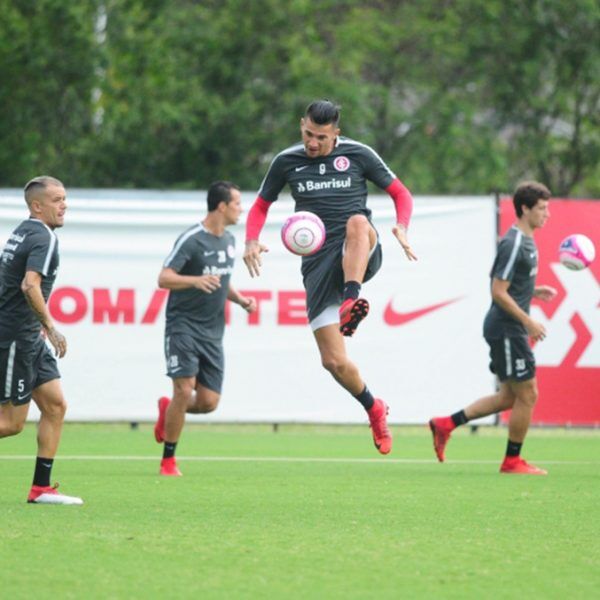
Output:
[333, 156, 350, 172]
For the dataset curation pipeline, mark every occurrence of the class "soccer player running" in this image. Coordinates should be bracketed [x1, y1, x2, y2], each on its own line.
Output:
[243, 100, 416, 454]
[154, 181, 257, 476]
[0, 176, 83, 504]
[429, 181, 557, 475]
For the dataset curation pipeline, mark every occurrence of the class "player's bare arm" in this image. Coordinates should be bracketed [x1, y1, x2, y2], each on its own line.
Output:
[21, 270, 67, 358]
[243, 240, 269, 278]
[391, 223, 418, 261]
[158, 267, 220, 293]
[533, 285, 557, 302]
[491, 278, 546, 341]
[227, 285, 257, 313]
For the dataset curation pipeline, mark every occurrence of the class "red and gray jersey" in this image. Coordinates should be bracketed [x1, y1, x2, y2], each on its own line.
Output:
[0, 219, 59, 345]
[483, 226, 538, 339]
[163, 224, 236, 341]
[258, 136, 396, 239]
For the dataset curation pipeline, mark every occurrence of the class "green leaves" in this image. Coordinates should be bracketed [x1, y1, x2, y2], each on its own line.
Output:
[0, 0, 598, 194]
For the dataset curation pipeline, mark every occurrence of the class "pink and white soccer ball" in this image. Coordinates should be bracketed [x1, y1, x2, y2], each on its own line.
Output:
[558, 234, 595, 270]
[281, 211, 326, 256]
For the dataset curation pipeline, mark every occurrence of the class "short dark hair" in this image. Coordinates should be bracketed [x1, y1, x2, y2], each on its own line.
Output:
[24, 175, 64, 206]
[207, 180, 240, 212]
[513, 181, 551, 217]
[305, 99, 341, 127]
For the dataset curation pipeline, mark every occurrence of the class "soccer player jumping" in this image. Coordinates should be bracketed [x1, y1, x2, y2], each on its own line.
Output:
[429, 182, 557, 475]
[244, 100, 416, 454]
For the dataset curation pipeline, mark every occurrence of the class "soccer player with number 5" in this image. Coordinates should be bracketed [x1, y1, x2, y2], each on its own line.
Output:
[0, 176, 82, 504]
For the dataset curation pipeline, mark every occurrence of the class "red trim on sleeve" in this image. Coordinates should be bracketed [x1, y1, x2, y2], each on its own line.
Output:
[245, 196, 271, 241]
[386, 178, 413, 228]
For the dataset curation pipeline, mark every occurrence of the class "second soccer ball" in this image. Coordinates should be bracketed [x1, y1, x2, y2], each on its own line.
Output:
[558, 234, 595, 270]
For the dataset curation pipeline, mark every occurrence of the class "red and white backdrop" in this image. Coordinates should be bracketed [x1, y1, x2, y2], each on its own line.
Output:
[1, 190, 499, 423]
[499, 198, 600, 426]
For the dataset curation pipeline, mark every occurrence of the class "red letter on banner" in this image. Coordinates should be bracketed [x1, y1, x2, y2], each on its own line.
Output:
[141, 289, 169, 324]
[49, 287, 88, 324]
[93, 289, 135, 323]
[278, 291, 308, 325]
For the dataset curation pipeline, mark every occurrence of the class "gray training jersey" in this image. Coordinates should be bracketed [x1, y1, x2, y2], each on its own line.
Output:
[0, 219, 59, 346]
[163, 224, 235, 341]
[483, 226, 538, 339]
[258, 136, 396, 241]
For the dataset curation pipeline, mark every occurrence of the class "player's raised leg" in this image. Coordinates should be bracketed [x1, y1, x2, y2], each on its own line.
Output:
[154, 396, 170, 443]
[429, 383, 516, 462]
[187, 383, 220, 414]
[339, 216, 378, 337]
[314, 324, 391, 454]
[28, 379, 83, 504]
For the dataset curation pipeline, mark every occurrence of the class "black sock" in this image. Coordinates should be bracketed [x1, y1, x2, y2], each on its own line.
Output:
[33, 457, 53, 487]
[343, 281, 361, 301]
[163, 441, 177, 459]
[354, 385, 375, 411]
[506, 440, 522, 457]
[451, 410, 469, 427]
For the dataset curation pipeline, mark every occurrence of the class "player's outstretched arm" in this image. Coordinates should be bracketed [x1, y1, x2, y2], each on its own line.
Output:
[386, 179, 417, 261]
[244, 196, 272, 278]
[21, 270, 67, 357]
[392, 224, 418, 261]
[243, 240, 269, 278]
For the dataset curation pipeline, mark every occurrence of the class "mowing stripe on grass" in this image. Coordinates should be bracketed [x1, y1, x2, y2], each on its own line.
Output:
[0, 455, 597, 465]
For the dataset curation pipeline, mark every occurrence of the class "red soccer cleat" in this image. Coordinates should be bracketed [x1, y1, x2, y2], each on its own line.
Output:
[367, 399, 392, 455]
[160, 457, 182, 477]
[27, 483, 83, 505]
[339, 298, 370, 337]
[500, 456, 547, 475]
[429, 417, 454, 463]
[154, 396, 170, 443]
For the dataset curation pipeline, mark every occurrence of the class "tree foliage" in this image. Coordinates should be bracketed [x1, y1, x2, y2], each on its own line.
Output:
[0, 0, 598, 195]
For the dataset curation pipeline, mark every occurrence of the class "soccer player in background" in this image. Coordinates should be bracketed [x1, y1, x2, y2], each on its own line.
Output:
[243, 99, 416, 455]
[0, 176, 83, 504]
[154, 181, 257, 476]
[429, 181, 557, 474]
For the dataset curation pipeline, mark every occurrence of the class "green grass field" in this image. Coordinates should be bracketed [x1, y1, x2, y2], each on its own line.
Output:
[1, 424, 599, 599]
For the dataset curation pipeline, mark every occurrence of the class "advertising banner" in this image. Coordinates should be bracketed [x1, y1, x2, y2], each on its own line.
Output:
[1, 190, 496, 423]
[499, 198, 600, 426]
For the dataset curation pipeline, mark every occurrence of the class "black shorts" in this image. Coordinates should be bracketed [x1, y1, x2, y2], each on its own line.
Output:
[301, 235, 382, 322]
[0, 337, 61, 405]
[486, 335, 536, 382]
[164, 333, 224, 393]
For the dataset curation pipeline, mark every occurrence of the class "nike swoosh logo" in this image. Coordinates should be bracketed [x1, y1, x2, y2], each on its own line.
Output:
[384, 297, 462, 325]
[204, 251, 215, 256]
[17, 393, 30, 401]
[295, 166, 308, 172]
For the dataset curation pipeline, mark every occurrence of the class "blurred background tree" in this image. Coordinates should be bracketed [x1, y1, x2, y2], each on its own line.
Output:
[0, 0, 598, 195]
